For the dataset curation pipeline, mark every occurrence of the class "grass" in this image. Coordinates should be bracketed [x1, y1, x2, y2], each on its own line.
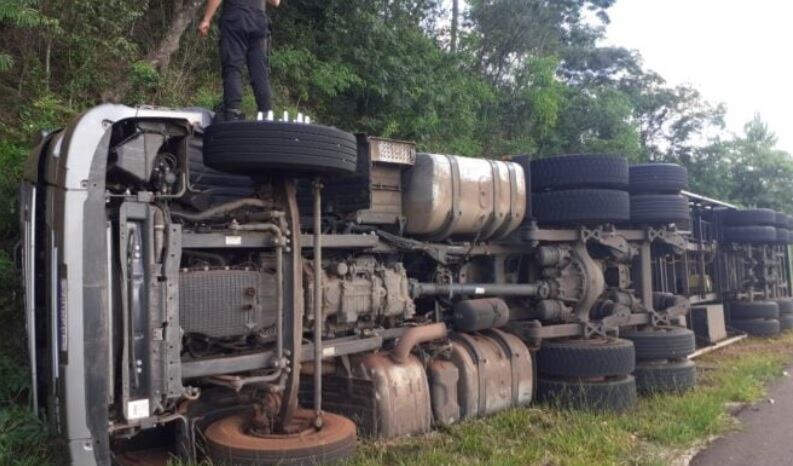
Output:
[1, 334, 792, 466]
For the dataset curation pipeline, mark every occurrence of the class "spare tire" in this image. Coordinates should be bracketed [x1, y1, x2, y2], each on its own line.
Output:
[204, 121, 358, 176]
[630, 194, 690, 226]
[728, 301, 780, 320]
[723, 226, 777, 244]
[629, 163, 689, 194]
[723, 208, 776, 226]
[531, 155, 629, 191]
[532, 189, 630, 226]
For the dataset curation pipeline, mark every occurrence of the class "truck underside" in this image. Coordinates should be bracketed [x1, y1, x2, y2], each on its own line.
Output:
[19, 105, 793, 465]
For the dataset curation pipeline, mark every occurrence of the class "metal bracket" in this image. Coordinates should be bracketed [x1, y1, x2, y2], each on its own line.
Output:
[647, 227, 686, 254]
[583, 321, 608, 339]
[582, 226, 634, 262]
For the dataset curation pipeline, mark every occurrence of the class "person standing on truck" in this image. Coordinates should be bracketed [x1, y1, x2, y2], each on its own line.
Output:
[198, 0, 280, 121]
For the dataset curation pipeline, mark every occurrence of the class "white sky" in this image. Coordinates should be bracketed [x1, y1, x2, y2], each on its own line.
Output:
[604, 0, 793, 152]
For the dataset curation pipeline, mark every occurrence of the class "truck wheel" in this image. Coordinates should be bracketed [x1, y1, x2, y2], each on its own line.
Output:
[731, 318, 781, 337]
[723, 226, 777, 244]
[723, 208, 776, 226]
[776, 228, 790, 243]
[776, 299, 793, 315]
[629, 163, 689, 194]
[620, 326, 696, 361]
[634, 360, 696, 395]
[537, 337, 635, 378]
[203, 121, 358, 176]
[537, 375, 637, 412]
[532, 189, 630, 226]
[206, 409, 357, 466]
[728, 301, 780, 320]
[629, 194, 690, 226]
[774, 211, 790, 228]
[531, 155, 629, 191]
[780, 314, 793, 331]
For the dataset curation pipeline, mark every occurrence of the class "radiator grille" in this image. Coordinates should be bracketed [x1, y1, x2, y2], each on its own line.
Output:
[179, 269, 276, 338]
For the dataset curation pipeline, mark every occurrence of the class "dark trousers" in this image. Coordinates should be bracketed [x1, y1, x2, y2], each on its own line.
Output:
[219, 4, 273, 112]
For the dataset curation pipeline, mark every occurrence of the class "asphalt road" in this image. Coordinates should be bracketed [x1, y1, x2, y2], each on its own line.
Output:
[690, 365, 793, 466]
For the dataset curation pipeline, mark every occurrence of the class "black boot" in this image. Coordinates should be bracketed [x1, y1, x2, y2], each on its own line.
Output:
[212, 106, 246, 124]
[224, 108, 245, 121]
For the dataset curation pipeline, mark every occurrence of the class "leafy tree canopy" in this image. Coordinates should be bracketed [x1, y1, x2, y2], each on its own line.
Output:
[0, 0, 790, 212]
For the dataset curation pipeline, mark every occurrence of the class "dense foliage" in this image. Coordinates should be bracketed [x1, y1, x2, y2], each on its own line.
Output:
[2, 0, 791, 211]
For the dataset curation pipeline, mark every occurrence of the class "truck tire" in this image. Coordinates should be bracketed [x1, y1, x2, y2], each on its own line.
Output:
[629, 194, 690, 226]
[728, 301, 780, 320]
[723, 226, 777, 244]
[723, 208, 776, 226]
[620, 326, 696, 361]
[204, 121, 358, 176]
[780, 314, 793, 331]
[537, 375, 637, 412]
[776, 299, 793, 316]
[537, 337, 635, 378]
[532, 189, 630, 226]
[775, 212, 790, 228]
[206, 409, 357, 466]
[777, 228, 790, 243]
[731, 318, 781, 337]
[634, 360, 696, 394]
[531, 155, 629, 191]
[183, 135, 256, 210]
[629, 163, 689, 194]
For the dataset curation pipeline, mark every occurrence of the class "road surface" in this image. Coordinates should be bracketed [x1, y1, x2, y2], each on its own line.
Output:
[690, 365, 793, 466]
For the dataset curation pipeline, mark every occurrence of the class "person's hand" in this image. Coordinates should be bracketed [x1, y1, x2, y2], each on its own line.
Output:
[198, 19, 211, 37]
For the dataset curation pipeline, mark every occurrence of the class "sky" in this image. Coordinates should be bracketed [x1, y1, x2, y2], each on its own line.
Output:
[603, 0, 793, 152]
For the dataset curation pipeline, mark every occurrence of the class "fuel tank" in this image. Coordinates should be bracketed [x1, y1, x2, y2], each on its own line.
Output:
[429, 330, 534, 426]
[402, 153, 527, 240]
[305, 352, 433, 439]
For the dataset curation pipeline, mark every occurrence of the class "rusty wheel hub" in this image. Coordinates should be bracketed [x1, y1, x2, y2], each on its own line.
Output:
[205, 409, 356, 466]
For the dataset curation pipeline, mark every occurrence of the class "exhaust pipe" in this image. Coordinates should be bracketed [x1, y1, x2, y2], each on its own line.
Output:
[390, 323, 447, 364]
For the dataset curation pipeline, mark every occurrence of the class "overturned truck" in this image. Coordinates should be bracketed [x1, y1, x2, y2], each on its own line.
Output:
[19, 105, 793, 465]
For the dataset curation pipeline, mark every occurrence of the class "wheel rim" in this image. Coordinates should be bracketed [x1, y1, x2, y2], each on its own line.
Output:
[206, 409, 356, 454]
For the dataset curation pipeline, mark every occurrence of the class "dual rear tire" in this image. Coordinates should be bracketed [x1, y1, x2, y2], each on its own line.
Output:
[621, 326, 697, 395]
[728, 301, 783, 337]
[536, 337, 637, 411]
[531, 157, 691, 227]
